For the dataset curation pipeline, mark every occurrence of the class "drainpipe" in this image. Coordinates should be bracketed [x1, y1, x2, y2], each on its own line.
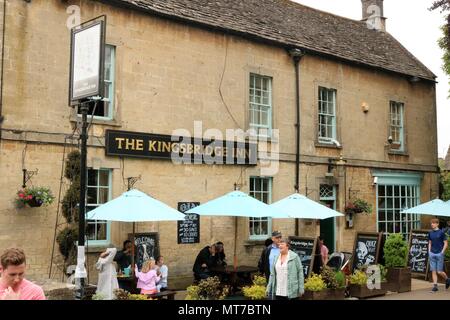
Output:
[0, 0, 6, 138]
[288, 48, 305, 236]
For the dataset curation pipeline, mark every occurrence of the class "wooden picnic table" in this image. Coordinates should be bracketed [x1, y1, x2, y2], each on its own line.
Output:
[210, 265, 259, 294]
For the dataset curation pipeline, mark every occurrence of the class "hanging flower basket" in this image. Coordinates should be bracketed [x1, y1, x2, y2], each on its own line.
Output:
[16, 186, 55, 208]
[345, 198, 372, 215]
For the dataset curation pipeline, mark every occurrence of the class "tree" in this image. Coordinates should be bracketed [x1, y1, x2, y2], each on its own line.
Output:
[438, 158, 450, 201]
[431, 1, 450, 94]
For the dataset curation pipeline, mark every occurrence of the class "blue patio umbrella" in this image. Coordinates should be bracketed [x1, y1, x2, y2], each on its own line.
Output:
[401, 198, 450, 217]
[86, 189, 185, 222]
[185, 190, 273, 269]
[86, 189, 185, 274]
[269, 193, 344, 219]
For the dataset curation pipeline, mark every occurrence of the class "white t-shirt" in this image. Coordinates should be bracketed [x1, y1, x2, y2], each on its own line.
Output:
[275, 253, 289, 297]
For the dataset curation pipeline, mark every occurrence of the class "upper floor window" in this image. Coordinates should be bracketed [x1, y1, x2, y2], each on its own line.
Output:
[249, 74, 272, 135]
[86, 168, 112, 244]
[318, 87, 337, 143]
[249, 177, 272, 240]
[389, 101, 404, 151]
[77, 44, 115, 119]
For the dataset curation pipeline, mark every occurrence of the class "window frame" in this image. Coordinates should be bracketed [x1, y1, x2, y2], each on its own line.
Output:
[248, 176, 273, 241]
[85, 168, 112, 246]
[389, 101, 405, 152]
[248, 73, 273, 137]
[318, 86, 337, 143]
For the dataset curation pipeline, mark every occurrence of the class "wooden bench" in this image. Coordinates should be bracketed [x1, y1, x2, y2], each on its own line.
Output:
[148, 290, 177, 300]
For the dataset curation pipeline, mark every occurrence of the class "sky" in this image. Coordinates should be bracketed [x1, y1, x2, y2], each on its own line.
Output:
[293, 0, 450, 158]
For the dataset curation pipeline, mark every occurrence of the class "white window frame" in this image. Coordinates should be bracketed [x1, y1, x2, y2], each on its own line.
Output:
[318, 87, 337, 143]
[249, 177, 273, 240]
[77, 44, 115, 120]
[86, 168, 112, 246]
[376, 184, 420, 241]
[249, 73, 272, 136]
[389, 101, 404, 151]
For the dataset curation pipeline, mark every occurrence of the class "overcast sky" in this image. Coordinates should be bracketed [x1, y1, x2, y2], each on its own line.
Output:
[293, 0, 450, 158]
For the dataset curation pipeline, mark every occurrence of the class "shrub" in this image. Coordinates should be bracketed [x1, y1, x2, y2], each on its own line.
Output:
[383, 233, 408, 268]
[350, 270, 368, 285]
[335, 271, 346, 289]
[128, 294, 150, 300]
[92, 293, 106, 300]
[56, 226, 78, 261]
[242, 274, 267, 300]
[304, 274, 326, 292]
[320, 266, 339, 289]
[185, 277, 229, 300]
[113, 288, 130, 300]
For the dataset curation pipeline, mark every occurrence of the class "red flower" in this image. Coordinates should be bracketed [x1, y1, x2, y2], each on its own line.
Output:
[27, 195, 33, 200]
[19, 193, 25, 198]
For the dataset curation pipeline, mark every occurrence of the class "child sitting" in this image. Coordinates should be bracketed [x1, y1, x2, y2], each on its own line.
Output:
[135, 258, 161, 295]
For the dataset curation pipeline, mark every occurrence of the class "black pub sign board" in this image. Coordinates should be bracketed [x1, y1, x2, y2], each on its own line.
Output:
[105, 129, 257, 165]
[288, 236, 317, 279]
[352, 232, 382, 271]
[408, 229, 430, 277]
[177, 202, 200, 244]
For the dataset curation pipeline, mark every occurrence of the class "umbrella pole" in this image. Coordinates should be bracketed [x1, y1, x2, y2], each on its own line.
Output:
[234, 216, 237, 271]
[132, 222, 135, 277]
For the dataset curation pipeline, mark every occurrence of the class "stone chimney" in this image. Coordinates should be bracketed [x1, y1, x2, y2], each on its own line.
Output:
[361, 0, 386, 31]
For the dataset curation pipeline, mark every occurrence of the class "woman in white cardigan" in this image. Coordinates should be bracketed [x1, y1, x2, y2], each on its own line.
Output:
[95, 247, 119, 300]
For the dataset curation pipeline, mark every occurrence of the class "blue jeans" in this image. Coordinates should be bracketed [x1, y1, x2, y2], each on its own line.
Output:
[429, 252, 444, 272]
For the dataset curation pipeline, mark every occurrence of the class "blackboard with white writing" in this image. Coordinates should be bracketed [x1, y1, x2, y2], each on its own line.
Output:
[177, 202, 200, 244]
[130, 232, 159, 271]
[288, 236, 317, 278]
[408, 230, 429, 275]
[352, 232, 382, 271]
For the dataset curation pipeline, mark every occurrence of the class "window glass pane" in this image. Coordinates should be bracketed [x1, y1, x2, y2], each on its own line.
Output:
[98, 188, 109, 204]
[88, 170, 97, 187]
[87, 187, 97, 204]
[99, 170, 109, 187]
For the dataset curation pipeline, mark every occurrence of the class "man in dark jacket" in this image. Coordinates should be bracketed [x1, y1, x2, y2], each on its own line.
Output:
[258, 231, 282, 281]
[193, 244, 218, 280]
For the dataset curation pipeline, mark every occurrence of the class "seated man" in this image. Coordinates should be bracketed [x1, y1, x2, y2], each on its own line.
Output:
[214, 242, 227, 267]
[192, 243, 217, 281]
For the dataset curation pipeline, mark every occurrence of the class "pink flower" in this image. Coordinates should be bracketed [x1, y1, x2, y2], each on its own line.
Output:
[19, 193, 24, 198]
[27, 195, 32, 200]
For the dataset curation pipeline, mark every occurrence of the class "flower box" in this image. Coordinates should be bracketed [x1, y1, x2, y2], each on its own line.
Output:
[302, 288, 345, 300]
[386, 267, 411, 293]
[349, 283, 387, 299]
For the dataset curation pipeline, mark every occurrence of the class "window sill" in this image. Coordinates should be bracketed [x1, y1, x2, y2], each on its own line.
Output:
[70, 114, 122, 127]
[387, 150, 409, 156]
[315, 142, 342, 149]
[244, 240, 268, 247]
[86, 245, 115, 253]
[245, 134, 279, 143]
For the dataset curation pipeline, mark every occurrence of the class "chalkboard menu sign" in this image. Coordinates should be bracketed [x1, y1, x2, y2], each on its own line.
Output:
[129, 232, 159, 271]
[408, 229, 429, 277]
[177, 202, 200, 244]
[288, 236, 317, 278]
[352, 232, 382, 271]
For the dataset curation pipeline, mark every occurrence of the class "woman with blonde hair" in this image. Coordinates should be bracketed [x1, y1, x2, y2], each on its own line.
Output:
[135, 258, 161, 295]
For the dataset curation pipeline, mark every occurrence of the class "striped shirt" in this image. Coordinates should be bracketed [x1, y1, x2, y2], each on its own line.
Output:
[0, 279, 46, 300]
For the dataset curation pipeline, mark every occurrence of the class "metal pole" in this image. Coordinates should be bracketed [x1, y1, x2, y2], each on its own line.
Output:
[75, 101, 89, 299]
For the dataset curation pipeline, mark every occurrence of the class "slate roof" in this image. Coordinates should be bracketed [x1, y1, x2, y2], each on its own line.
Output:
[102, 0, 436, 81]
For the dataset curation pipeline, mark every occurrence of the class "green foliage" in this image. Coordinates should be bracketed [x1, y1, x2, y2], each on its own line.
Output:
[92, 293, 106, 300]
[378, 264, 388, 282]
[56, 226, 78, 261]
[16, 186, 55, 207]
[441, 171, 450, 201]
[128, 294, 150, 300]
[304, 274, 326, 292]
[185, 277, 229, 300]
[61, 181, 80, 223]
[350, 270, 368, 285]
[445, 247, 450, 262]
[383, 233, 408, 268]
[64, 151, 81, 180]
[334, 271, 346, 289]
[113, 288, 130, 300]
[320, 266, 339, 289]
[242, 274, 267, 300]
[430, 2, 450, 95]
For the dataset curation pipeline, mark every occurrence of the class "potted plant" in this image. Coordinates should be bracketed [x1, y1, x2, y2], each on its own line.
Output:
[303, 273, 327, 300]
[242, 275, 267, 300]
[185, 276, 229, 300]
[16, 186, 55, 207]
[320, 266, 346, 300]
[349, 269, 387, 299]
[383, 233, 411, 293]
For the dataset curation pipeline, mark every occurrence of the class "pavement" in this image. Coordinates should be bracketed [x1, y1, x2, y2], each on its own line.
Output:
[370, 278, 450, 300]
